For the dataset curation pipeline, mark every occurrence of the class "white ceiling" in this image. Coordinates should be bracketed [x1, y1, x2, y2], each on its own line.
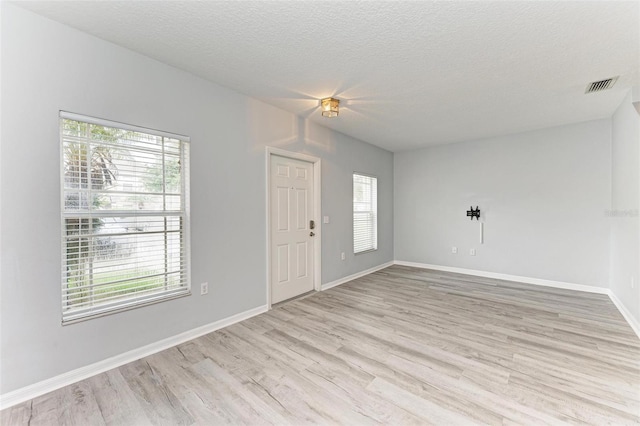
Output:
[15, 1, 640, 152]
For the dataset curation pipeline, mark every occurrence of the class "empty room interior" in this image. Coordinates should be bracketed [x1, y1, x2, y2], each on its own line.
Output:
[1, 1, 639, 424]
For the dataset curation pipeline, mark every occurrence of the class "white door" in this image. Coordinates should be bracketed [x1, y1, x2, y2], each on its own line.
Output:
[270, 155, 315, 304]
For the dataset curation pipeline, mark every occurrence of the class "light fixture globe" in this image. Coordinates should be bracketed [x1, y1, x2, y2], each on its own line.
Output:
[321, 97, 340, 117]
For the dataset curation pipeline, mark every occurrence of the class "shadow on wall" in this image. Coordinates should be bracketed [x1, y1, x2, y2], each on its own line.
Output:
[302, 117, 337, 155]
[245, 98, 300, 150]
[245, 97, 337, 155]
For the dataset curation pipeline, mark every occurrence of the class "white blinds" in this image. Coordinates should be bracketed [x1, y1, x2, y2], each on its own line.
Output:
[60, 113, 190, 323]
[353, 173, 378, 254]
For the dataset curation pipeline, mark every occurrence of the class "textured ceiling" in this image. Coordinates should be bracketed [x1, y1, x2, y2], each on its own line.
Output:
[15, 1, 640, 152]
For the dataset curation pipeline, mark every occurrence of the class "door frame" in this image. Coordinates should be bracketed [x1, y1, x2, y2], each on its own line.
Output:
[265, 147, 322, 309]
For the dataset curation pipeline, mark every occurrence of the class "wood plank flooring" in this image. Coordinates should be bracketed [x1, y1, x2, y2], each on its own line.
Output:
[2, 265, 639, 425]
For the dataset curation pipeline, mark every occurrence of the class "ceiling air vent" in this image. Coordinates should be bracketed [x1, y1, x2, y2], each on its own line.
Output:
[585, 76, 618, 94]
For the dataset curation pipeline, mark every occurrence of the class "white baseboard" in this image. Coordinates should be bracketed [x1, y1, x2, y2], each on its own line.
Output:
[608, 290, 640, 339]
[393, 260, 609, 294]
[394, 260, 640, 340]
[0, 304, 268, 410]
[321, 261, 394, 291]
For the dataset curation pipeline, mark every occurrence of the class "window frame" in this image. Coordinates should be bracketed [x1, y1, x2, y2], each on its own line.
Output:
[60, 111, 191, 324]
[353, 172, 378, 254]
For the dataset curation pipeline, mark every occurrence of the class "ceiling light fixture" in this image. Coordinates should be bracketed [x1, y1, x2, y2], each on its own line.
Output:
[321, 97, 340, 117]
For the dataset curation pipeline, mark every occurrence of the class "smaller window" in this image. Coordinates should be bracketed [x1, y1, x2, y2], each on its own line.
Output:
[353, 173, 378, 254]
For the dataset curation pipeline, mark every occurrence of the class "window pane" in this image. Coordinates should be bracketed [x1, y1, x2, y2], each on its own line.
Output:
[353, 174, 378, 254]
[61, 116, 189, 323]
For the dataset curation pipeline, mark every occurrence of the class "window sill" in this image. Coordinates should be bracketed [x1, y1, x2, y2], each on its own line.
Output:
[354, 248, 378, 255]
[62, 290, 191, 325]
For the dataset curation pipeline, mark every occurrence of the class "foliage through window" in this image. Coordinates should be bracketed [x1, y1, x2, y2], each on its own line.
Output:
[61, 113, 190, 323]
[353, 173, 377, 254]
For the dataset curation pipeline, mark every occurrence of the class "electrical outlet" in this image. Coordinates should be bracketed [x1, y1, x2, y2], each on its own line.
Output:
[451, 247, 458, 254]
[323, 216, 330, 224]
[200, 282, 208, 295]
[341, 252, 346, 261]
[470, 248, 476, 256]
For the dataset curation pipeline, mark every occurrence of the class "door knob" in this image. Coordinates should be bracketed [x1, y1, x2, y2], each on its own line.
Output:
[310, 232, 315, 237]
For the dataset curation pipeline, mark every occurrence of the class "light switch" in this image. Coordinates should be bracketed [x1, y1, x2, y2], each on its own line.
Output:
[323, 216, 330, 224]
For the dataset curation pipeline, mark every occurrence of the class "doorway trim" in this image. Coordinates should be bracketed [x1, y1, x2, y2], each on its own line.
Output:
[266, 147, 322, 309]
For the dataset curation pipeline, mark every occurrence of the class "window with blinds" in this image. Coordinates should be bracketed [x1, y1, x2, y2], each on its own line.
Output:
[61, 112, 190, 323]
[353, 173, 378, 254]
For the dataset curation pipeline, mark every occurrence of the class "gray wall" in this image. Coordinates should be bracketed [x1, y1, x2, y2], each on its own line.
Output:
[394, 120, 612, 288]
[0, 4, 393, 393]
[610, 89, 640, 323]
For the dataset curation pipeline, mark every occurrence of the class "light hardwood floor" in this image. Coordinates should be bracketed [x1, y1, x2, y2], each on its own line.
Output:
[2, 265, 639, 425]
